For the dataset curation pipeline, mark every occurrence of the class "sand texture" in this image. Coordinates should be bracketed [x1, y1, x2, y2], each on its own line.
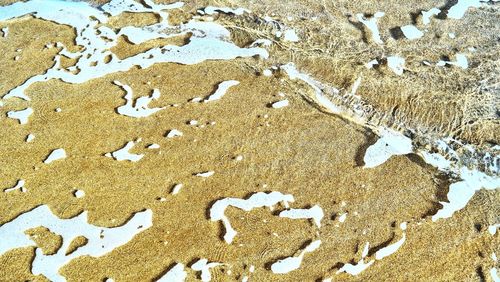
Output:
[0, 0, 498, 281]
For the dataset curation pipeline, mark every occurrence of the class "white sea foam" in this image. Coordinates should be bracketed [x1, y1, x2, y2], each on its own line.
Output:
[432, 167, 500, 221]
[283, 29, 300, 42]
[0, 205, 152, 282]
[156, 263, 187, 282]
[280, 63, 498, 223]
[422, 8, 440, 25]
[195, 171, 215, 178]
[25, 133, 35, 142]
[337, 222, 407, 276]
[363, 128, 413, 168]
[374, 222, 407, 260]
[148, 143, 160, 149]
[488, 224, 499, 235]
[401, 25, 424, 40]
[281, 63, 341, 114]
[209, 192, 294, 244]
[205, 80, 240, 102]
[337, 212, 348, 223]
[356, 12, 385, 44]
[113, 81, 165, 118]
[44, 148, 67, 164]
[419, 151, 452, 171]
[191, 258, 222, 282]
[387, 56, 405, 75]
[0, 2, 498, 279]
[3, 179, 26, 193]
[272, 100, 289, 109]
[7, 107, 33, 124]
[106, 140, 143, 162]
[279, 205, 324, 227]
[263, 69, 273, 76]
[202, 6, 250, 16]
[336, 243, 373, 276]
[271, 240, 321, 274]
[74, 190, 85, 198]
[0, 0, 267, 101]
[171, 184, 183, 195]
[166, 129, 183, 138]
[448, 0, 482, 19]
[366, 59, 379, 69]
[437, 54, 468, 69]
[251, 39, 272, 47]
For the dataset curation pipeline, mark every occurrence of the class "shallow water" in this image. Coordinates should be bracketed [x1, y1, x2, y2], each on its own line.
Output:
[0, 0, 498, 281]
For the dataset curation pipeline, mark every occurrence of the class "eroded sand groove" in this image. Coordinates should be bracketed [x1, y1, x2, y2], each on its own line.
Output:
[0, 0, 498, 281]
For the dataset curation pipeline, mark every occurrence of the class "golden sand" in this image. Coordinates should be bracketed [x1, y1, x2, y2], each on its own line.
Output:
[0, 1, 498, 281]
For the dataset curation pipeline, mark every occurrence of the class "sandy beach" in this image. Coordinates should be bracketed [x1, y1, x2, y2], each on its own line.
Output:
[0, 1, 498, 281]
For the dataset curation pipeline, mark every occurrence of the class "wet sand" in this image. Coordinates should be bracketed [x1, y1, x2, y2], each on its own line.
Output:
[0, 1, 498, 281]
